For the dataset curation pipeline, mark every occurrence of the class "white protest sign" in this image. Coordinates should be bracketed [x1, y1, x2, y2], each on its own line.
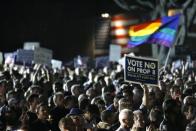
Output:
[24, 42, 40, 50]
[118, 57, 125, 69]
[109, 44, 121, 62]
[4, 52, 16, 64]
[74, 56, 87, 68]
[118, 53, 135, 69]
[34, 47, 53, 66]
[51, 59, 62, 69]
[0, 52, 3, 65]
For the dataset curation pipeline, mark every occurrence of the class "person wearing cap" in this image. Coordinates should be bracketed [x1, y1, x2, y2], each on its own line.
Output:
[83, 104, 100, 131]
[67, 108, 85, 131]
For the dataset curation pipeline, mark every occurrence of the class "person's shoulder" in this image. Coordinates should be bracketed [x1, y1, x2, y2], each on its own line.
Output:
[107, 104, 114, 110]
[115, 128, 124, 131]
[186, 120, 196, 131]
[159, 119, 170, 131]
[50, 106, 60, 112]
[109, 122, 120, 131]
[30, 119, 50, 131]
[115, 127, 121, 131]
[31, 119, 41, 124]
[27, 111, 36, 116]
[30, 119, 40, 130]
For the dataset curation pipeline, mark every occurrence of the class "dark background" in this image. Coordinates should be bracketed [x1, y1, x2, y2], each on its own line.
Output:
[0, 0, 121, 62]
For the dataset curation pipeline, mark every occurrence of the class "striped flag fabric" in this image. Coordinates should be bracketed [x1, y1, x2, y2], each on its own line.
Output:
[111, 14, 139, 47]
[128, 14, 181, 48]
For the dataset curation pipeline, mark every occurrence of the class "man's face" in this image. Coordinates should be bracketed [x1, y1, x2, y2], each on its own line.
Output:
[86, 90, 95, 100]
[123, 92, 132, 103]
[56, 95, 64, 106]
[32, 97, 40, 109]
[123, 114, 133, 128]
[133, 89, 142, 104]
[113, 98, 119, 108]
[70, 115, 84, 126]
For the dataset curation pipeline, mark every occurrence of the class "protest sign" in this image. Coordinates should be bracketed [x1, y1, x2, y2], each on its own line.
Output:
[95, 56, 109, 69]
[16, 49, 34, 65]
[74, 56, 88, 68]
[109, 44, 121, 62]
[4, 52, 16, 64]
[119, 53, 135, 69]
[34, 47, 53, 66]
[0, 52, 3, 65]
[125, 55, 159, 85]
[23, 42, 40, 50]
[51, 59, 62, 69]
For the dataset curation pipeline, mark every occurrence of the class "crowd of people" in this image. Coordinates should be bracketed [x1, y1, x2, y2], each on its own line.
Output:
[0, 56, 196, 131]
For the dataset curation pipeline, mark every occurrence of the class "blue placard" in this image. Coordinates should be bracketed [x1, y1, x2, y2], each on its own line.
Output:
[125, 55, 159, 85]
[16, 49, 34, 65]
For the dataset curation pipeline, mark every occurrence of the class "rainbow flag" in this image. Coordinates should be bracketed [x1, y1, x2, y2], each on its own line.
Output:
[128, 14, 181, 48]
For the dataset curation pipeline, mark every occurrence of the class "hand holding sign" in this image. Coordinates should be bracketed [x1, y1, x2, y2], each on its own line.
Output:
[141, 84, 148, 93]
[140, 83, 149, 107]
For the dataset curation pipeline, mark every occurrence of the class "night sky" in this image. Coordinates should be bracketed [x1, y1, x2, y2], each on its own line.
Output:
[0, 0, 121, 62]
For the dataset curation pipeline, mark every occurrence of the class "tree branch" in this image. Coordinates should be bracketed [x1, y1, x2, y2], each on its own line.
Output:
[113, 0, 131, 11]
[136, 0, 155, 9]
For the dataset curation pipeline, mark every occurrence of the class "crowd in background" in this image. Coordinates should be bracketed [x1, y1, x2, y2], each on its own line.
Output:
[0, 56, 196, 131]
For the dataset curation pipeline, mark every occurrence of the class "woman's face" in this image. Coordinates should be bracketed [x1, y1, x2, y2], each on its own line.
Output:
[37, 106, 48, 120]
[133, 113, 145, 128]
[184, 105, 194, 121]
[84, 111, 91, 121]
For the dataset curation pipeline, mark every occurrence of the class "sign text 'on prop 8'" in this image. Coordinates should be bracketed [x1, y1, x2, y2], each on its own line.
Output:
[125, 55, 159, 85]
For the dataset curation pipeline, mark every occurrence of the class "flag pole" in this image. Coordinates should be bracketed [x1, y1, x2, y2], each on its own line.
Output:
[164, 47, 172, 70]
